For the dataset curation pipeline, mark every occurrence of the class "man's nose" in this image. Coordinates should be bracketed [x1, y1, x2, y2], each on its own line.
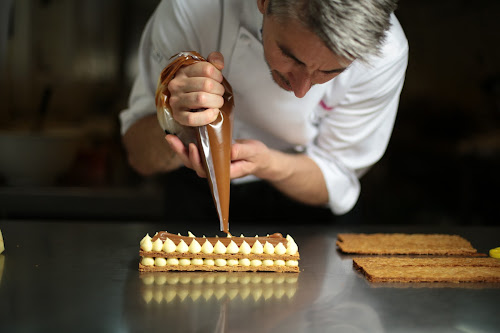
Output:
[290, 69, 312, 98]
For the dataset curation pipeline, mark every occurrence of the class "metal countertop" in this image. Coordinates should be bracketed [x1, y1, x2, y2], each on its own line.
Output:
[0, 220, 498, 332]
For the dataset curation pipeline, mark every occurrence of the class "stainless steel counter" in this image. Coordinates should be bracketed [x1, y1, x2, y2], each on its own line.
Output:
[0, 220, 498, 332]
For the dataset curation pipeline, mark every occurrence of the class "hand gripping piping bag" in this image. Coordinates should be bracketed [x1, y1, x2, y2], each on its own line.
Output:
[155, 51, 234, 234]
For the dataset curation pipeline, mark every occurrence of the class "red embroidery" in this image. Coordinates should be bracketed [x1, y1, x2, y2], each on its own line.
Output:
[320, 100, 333, 111]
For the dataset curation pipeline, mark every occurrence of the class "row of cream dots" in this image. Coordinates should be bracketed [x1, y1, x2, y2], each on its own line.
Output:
[140, 233, 299, 255]
[143, 285, 297, 304]
[141, 273, 299, 285]
[141, 257, 299, 267]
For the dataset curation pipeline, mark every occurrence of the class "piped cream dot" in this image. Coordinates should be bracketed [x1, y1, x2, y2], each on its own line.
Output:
[274, 260, 285, 266]
[154, 257, 167, 267]
[141, 257, 154, 266]
[227, 259, 238, 266]
[166, 258, 179, 266]
[152, 238, 163, 251]
[215, 259, 227, 267]
[250, 259, 262, 267]
[239, 258, 251, 266]
[239, 241, 251, 254]
[214, 240, 227, 254]
[204, 259, 215, 266]
[191, 258, 203, 265]
[263, 241, 274, 254]
[176, 239, 189, 253]
[262, 259, 274, 266]
[188, 239, 202, 253]
[201, 240, 214, 254]
[274, 243, 286, 255]
[226, 240, 239, 254]
[140, 236, 153, 252]
[251, 240, 264, 254]
[286, 241, 298, 255]
[163, 238, 176, 253]
[179, 259, 191, 266]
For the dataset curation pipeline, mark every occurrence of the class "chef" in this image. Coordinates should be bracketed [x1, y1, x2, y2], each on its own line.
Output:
[120, 0, 408, 222]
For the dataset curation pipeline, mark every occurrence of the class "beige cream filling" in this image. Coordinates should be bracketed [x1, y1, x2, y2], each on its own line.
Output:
[140, 233, 299, 255]
[141, 256, 298, 267]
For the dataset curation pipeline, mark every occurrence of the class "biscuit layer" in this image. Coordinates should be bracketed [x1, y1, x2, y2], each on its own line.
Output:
[337, 233, 477, 255]
[353, 257, 500, 283]
[139, 263, 299, 273]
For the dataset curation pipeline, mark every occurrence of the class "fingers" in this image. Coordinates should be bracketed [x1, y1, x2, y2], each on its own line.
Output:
[165, 135, 206, 178]
[230, 159, 254, 179]
[229, 141, 256, 179]
[165, 135, 188, 163]
[169, 77, 226, 96]
[179, 61, 223, 83]
[231, 139, 258, 160]
[169, 87, 224, 110]
[168, 59, 225, 127]
[230, 140, 272, 180]
[189, 143, 207, 178]
[207, 51, 225, 71]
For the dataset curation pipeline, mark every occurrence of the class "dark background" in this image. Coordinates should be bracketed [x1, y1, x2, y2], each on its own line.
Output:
[0, 0, 498, 225]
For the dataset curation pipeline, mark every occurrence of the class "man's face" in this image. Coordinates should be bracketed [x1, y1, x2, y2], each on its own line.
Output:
[259, 9, 351, 98]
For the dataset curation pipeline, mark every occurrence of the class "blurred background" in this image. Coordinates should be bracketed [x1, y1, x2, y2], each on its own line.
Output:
[0, 0, 498, 225]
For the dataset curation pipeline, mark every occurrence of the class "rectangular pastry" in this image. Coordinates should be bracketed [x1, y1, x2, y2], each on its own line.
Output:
[139, 231, 300, 272]
[353, 257, 500, 283]
[337, 233, 478, 255]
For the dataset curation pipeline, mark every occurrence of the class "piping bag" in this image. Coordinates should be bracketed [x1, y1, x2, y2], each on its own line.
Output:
[155, 52, 234, 234]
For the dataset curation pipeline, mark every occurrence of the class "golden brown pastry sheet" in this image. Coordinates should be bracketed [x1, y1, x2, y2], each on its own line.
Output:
[337, 233, 477, 255]
[353, 257, 500, 283]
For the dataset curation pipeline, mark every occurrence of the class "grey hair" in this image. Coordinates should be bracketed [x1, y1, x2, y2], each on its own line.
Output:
[267, 0, 398, 63]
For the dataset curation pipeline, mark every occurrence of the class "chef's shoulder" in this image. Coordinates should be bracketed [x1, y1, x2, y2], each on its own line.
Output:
[379, 14, 409, 65]
[338, 14, 408, 92]
[150, 0, 223, 60]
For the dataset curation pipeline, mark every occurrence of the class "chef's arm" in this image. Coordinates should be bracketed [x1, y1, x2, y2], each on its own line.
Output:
[122, 114, 183, 176]
[231, 139, 329, 206]
[266, 151, 329, 206]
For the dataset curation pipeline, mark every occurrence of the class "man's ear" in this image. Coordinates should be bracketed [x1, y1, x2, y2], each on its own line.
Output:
[257, 0, 268, 15]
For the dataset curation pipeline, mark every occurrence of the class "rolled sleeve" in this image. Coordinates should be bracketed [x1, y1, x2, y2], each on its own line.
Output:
[119, 11, 164, 135]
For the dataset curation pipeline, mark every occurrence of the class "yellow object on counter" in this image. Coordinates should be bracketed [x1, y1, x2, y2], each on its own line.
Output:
[490, 247, 500, 259]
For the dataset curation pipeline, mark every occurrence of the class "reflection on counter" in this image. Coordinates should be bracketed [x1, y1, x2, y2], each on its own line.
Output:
[139, 272, 299, 304]
[0, 255, 4, 287]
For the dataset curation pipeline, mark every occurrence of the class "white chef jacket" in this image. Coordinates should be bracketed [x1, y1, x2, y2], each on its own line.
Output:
[119, 0, 409, 215]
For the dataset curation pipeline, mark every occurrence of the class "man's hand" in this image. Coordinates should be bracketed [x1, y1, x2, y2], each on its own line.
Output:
[166, 136, 282, 181]
[167, 52, 226, 127]
[166, 135, 329, 206]
[165, 134, 207, 178]
[230, 139, 276, 180]
[231, 139, 329, 206]
[165, 136, 275, 181]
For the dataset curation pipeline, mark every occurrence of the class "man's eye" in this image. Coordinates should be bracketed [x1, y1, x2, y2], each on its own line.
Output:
[280, 52, 294, 62]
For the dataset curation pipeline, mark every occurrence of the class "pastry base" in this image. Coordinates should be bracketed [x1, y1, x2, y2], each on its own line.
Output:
[353, 257, 500, 283]
[337, 233, 478, 255]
